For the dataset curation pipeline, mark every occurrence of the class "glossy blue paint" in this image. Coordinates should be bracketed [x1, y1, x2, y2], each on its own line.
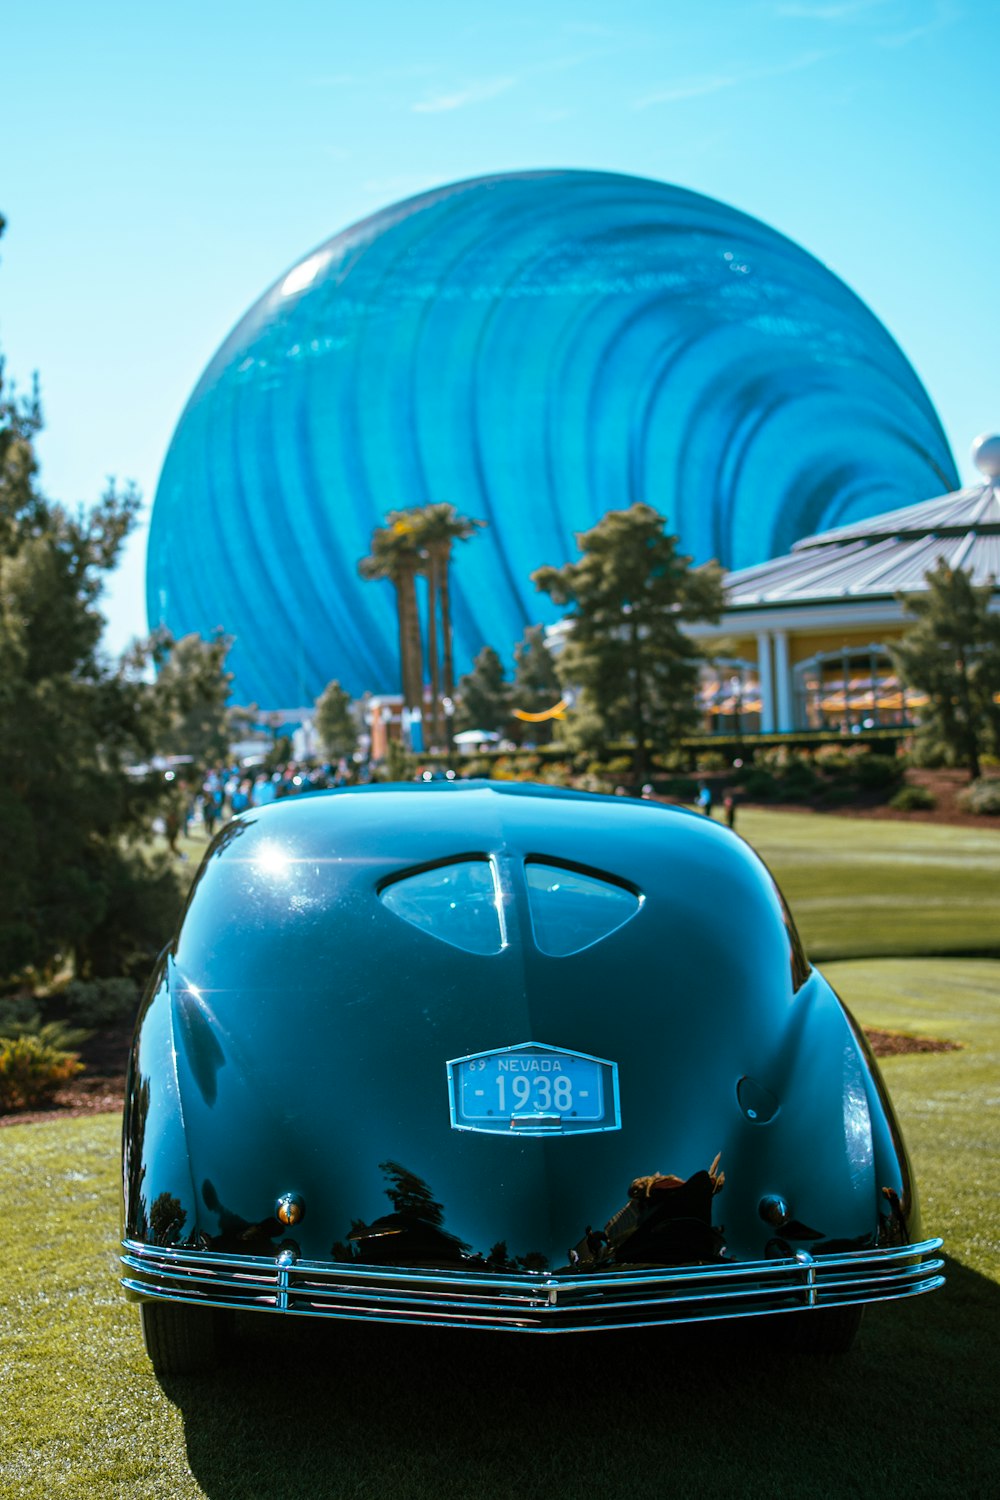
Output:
[122, 783, 939, 1363]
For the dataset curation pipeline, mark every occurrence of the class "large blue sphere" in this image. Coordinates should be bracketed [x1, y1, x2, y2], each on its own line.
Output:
[147, 170, 956, 706]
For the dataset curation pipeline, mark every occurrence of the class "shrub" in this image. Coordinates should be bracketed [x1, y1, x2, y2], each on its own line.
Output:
[73, 845, 185, 983]
[779, 762, 820, 800]
[852, 753, 904, 790]
[572, 771, 615, 794]
[817, 784, 859, 808]
[487, 755, 521, 781]
[63, 977, 140, 1028]
[757, 745, 795, 770]
[813, 745, 854, 773]
[695, 751, 728, 773]
[657, 776, 699, 801]
[536, 761, 574, 788]
[0, 1024, 85, 1111]
[958, 779, 1000, 816]
[461, 756, 496, 779]
[0, 995, 42, 1037]
[382, 740, 414, 783]
[652, 749, 690, 773]
[740, 769, 778, 801]
[889, 785, 937, 811]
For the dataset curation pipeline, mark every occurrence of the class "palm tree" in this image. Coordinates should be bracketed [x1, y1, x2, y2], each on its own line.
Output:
[358, 518, 425, 709]
[412, 504, 485, 743]
[359, 504, 485, 743]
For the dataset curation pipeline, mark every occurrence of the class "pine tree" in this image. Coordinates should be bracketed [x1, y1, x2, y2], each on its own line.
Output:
[150, 628, 234, 764]
[532, 504, 724, 782]
[0, 323, 182, 976]
[511, 625, 562, 743]
[455, 646, 513, 736]
[892, 560, 1000, 780]
[315, 679, 357, 759]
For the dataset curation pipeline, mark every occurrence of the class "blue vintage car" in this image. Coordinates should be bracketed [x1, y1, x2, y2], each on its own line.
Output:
[121, 782, 942, 1373]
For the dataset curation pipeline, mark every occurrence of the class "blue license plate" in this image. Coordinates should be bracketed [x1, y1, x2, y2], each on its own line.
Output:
[454, 1049, 604, 1125]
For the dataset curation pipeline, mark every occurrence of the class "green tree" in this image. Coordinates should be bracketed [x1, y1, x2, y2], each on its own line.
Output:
[150, 628, 234, 764]
[315, 678, 357, 759]
[358, 514, 425, 709]
[454, 645, 513, 736]
[0, 219, 183, 979]
[892, 560, 1000, 780]
[532, 504, 724, 783]
[511, 624, 562, 744]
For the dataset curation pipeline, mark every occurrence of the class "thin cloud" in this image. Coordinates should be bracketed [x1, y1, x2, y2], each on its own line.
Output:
[774, 0, 891, 18]
[877, 0, 961, 48]
[412, 76, 516, 114]
[634, 49, 831, 110]
[409, 46, 606, 115]
[774, 0, 961, 51]
[635, 74, 738, 107]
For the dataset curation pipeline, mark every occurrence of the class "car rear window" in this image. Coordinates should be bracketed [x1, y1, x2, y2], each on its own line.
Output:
[525, 861, 642, 957]
[380, 859, 506, 955]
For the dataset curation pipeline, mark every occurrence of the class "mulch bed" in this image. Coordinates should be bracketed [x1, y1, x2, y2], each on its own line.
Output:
[864, 1028, 961, 1056]
[0, 1024, 130, 1127]
[834, 769, 995, 829]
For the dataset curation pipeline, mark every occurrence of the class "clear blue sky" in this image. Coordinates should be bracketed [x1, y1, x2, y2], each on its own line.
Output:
[3, 0, 996, 654]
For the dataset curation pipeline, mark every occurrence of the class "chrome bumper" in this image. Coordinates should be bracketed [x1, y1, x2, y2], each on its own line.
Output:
[121, 1237, 944, 1333]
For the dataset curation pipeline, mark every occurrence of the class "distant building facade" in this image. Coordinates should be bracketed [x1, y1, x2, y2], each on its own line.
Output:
[691, 450, 1000, 734]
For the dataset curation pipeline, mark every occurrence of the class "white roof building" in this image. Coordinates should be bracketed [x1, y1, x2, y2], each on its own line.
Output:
[690, 435, 1000, 733]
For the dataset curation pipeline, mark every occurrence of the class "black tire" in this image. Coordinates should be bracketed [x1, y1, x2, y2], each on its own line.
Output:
[139, 1300, 231, 1376]
[780, 1301, 864, 1355]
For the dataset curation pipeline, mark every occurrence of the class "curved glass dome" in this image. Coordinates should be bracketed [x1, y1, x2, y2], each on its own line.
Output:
[146, 170, 957, 706]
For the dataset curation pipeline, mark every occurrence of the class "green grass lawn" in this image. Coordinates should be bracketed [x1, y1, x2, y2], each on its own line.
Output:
[737, 808, 1000, 959]
[2, 953, 997, 1500]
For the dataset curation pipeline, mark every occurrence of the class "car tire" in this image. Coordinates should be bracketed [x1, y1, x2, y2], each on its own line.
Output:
[780, 1301, 864, 1355]
[139, 1300, 232, 1376]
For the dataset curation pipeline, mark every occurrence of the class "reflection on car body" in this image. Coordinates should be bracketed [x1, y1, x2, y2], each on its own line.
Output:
[120, 782, 942, 1374]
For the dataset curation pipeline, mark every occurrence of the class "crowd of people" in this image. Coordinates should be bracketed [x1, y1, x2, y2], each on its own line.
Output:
[161, 760, 358, 854]
[159, 758, 737, 855]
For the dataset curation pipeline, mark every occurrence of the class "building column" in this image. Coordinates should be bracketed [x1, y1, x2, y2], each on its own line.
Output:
[773, 630, 793, 731]
[756, 631, 775, 733]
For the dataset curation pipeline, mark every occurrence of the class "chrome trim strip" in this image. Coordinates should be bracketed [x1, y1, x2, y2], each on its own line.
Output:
[120, 1237, 943, 1333]
[796, 1249, 817, 1307]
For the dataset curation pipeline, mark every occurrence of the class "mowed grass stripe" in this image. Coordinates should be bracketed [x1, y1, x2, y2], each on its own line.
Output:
[737, 809, 1000, 958]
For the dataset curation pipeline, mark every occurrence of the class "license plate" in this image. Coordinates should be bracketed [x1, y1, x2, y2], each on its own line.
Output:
[448, 1042, 620, 1138]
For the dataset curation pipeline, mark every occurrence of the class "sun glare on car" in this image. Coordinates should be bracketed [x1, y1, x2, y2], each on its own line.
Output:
[252, 841, 293, 880]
